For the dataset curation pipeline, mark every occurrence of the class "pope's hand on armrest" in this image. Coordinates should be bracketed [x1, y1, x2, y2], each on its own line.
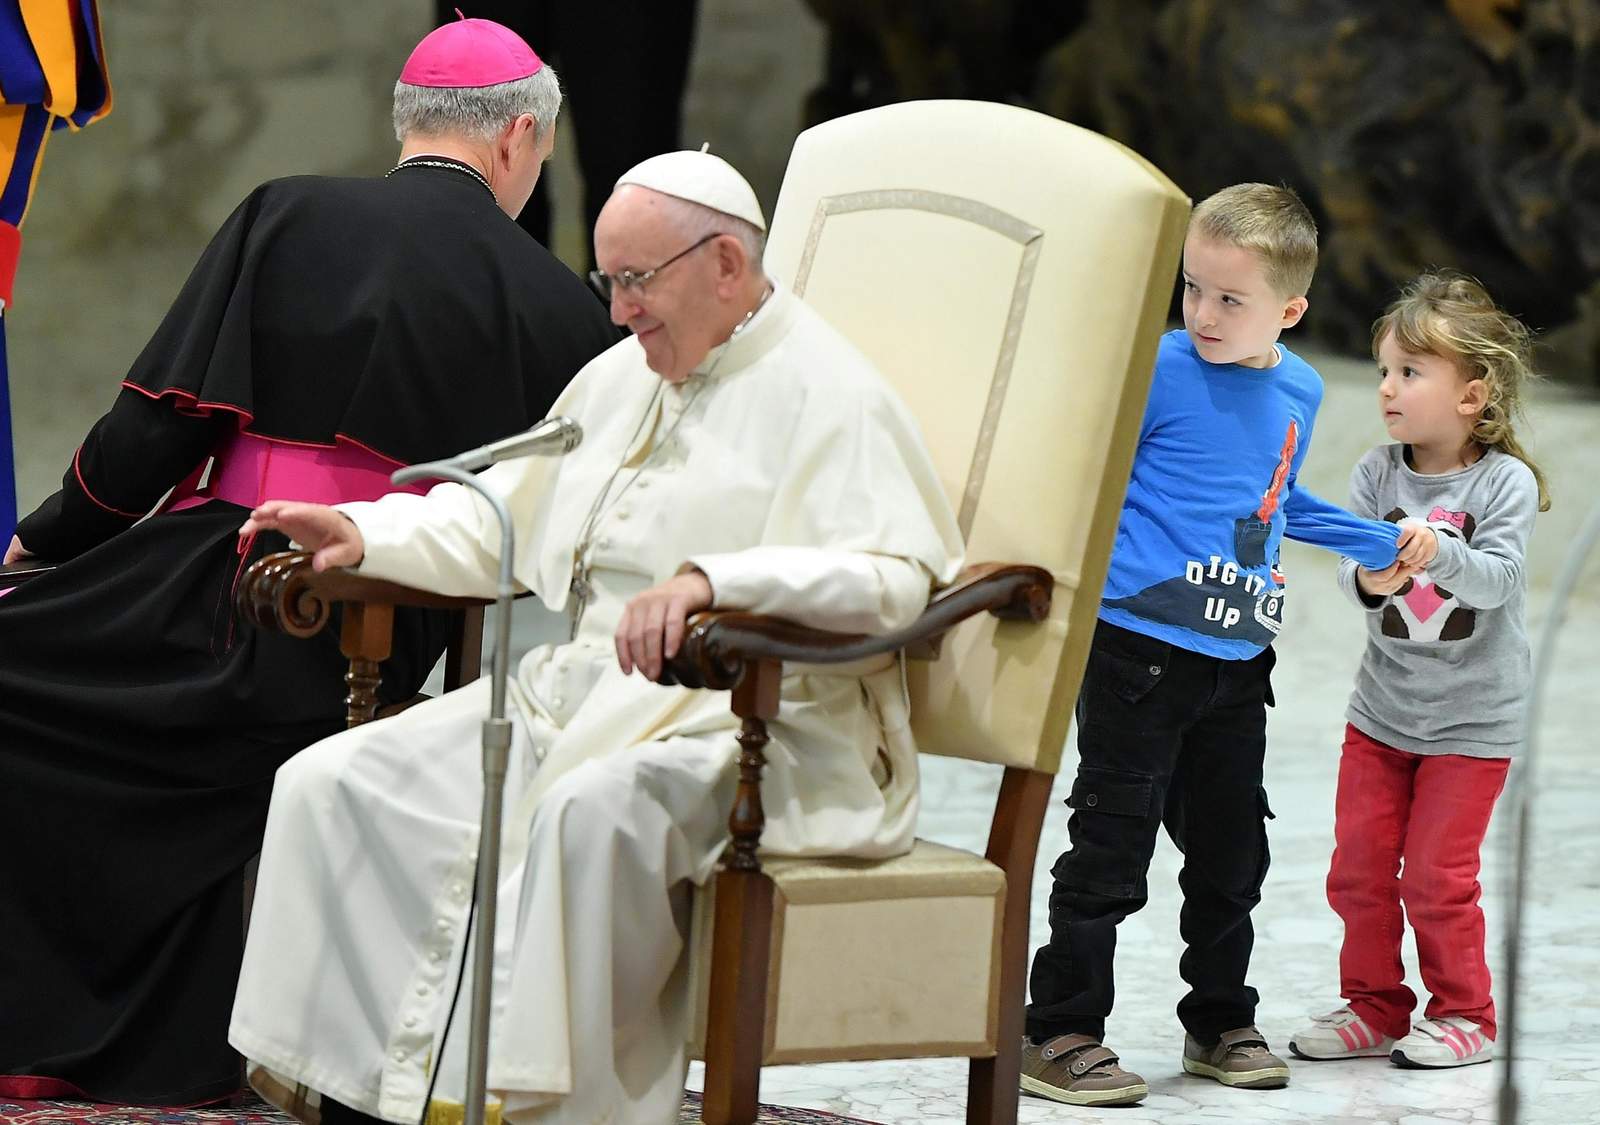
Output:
[4, 535, 32, 565]
[689, 546, 934, 636]
[241, 501, 365, 571]
[640, 549, 935, 684]
[615, 568, 714, 681]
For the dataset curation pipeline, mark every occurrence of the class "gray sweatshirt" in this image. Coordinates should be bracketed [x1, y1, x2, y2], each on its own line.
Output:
[1338, 444, 1539, 759]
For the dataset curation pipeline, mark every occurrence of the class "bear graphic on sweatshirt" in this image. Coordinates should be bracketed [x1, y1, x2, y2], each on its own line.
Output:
[1381, 505, 1477, 642]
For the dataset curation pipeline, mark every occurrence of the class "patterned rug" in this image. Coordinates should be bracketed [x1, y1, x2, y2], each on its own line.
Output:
[0, 1093, 879, 1124]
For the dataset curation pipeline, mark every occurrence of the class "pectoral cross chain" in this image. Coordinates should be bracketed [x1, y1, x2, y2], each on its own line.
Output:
[569, 563, 593, 639]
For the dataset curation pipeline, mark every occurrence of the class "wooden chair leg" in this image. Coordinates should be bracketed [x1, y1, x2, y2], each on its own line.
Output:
[700, 867, 775, 1125]
[968, 767, 1054, 1125]
[701, 662, 781, 1125]
[966, 1003, 1023, 1125]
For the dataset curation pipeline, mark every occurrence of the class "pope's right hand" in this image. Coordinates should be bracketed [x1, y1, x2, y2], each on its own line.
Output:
[240, 501, 365, 571]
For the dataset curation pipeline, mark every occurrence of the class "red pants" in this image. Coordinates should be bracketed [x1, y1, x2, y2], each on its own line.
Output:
[1326, 723, 1510, 1039]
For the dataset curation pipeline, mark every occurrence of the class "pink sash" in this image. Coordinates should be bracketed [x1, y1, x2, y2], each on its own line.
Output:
[165, 431, 429, 512]
[1, 434, 429, 604]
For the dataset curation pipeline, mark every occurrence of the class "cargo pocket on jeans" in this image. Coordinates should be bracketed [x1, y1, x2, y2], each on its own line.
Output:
[1067, 767, 1155, 818]
[1058, 767, 1154, 899]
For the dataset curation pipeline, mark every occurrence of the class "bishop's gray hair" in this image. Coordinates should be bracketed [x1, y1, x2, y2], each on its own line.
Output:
[392, 63, 562, 144]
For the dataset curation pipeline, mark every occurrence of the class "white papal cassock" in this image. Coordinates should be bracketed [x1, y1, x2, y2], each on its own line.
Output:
[228, 288, 964, 1125]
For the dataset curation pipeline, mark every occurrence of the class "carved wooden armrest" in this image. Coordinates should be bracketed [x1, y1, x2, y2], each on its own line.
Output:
[659, 562, 1053, 875]
[661, 562, 1053, 690]
[0, 559, 56, 590]
[238, 550, 491, 634]
[237, 549, 493, 726]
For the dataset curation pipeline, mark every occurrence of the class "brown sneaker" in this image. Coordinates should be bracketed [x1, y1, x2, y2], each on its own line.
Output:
[1182, 1026, 1291, 1088]
[1019, 1033, 1149, 1106]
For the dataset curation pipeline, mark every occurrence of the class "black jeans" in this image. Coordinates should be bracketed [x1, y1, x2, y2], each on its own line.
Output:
[1025, 620, 1277, 1046]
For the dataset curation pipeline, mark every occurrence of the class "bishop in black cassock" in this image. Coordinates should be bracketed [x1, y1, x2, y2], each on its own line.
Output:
[0, 17, 616, 1107]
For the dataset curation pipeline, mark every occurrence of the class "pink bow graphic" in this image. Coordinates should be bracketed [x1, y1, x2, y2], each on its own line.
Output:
[1428, 507, 1467, 530]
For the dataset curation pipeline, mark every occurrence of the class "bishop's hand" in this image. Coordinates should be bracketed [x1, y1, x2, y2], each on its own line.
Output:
[615, 568, 714, 681]
[240, 501, 365, 571]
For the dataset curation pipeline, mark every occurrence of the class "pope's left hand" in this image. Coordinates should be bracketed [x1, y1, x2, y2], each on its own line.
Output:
[615, 568, 714, 680]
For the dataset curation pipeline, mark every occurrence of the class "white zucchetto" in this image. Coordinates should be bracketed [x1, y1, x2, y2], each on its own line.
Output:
[614, 147, 767, 231]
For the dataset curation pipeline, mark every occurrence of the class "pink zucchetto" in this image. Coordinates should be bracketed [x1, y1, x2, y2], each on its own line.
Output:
[399, 11, 544, 89]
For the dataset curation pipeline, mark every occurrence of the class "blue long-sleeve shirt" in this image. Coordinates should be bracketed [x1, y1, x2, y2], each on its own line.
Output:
[1099, 330, 1400, 659]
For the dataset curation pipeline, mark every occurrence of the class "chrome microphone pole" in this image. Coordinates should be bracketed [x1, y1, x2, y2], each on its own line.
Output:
[1498, 496, 1600, 1125]
[388, 460, 517, 1125]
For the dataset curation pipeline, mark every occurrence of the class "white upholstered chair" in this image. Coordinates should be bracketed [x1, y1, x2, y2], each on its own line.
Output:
[674, 101, 1190, 1124]
[238, 98, 1189, 1125]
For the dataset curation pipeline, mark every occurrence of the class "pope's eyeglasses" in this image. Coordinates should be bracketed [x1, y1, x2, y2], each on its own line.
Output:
[589, 233, 725, 302]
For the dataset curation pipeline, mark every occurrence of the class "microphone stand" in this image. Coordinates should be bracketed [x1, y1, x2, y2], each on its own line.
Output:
[389, 460, 516, 1125]
[1497, 496, 1600, 1125]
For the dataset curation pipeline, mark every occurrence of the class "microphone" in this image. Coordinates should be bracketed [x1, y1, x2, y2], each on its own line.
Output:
[432, 416, 583, 472]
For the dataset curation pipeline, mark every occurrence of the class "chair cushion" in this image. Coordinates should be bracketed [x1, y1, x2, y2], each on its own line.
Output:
[687, 839, 1005, 1063]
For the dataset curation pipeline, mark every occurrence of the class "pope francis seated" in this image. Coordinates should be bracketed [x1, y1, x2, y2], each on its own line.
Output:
[228, 150, 965, 1125]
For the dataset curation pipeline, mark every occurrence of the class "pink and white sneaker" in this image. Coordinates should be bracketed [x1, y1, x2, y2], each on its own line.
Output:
[1288, 1005, 1396, 1060]
[1390, 1017, 1494, 1068]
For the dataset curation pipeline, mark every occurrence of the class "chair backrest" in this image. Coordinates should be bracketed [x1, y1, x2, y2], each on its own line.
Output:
[764, 100, 1189, 775]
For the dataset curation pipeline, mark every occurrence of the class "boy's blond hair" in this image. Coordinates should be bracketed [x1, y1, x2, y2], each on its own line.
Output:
[1189, 183, 1318, 299]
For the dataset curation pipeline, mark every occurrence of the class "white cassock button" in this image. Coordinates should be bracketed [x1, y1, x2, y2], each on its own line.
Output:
[635, 478, 650, 490]
[405, 1016, 419, 1028]
[615, 508, 630, 521]
[451, 883, 466, 899]
[428, 950, 444, 963]
[393, 1048, 407, 1061]
[416, 983, 430, 996]
[553, 696, 565, 709]
[597, 535, 612, 549]
[436, 918, 451, 932]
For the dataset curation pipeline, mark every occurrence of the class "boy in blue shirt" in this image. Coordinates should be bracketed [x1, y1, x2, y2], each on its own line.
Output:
[1019, 184, 1428, 1107]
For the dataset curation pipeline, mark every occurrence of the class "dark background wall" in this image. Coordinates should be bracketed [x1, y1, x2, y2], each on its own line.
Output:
[801, 0, 1600, 382]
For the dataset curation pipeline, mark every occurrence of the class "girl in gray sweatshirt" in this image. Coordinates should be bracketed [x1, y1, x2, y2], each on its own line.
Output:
[1288, 272, 1548, 1071]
